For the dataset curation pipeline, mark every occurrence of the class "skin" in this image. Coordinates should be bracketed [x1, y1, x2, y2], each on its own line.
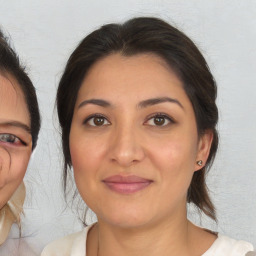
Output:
[0, 74, 32, 209]
[70, 53, 216, 256]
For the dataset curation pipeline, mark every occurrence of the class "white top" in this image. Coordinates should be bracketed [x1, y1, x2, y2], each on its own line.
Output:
[41, 225, 255, 256]
[0, 224, 37, 256]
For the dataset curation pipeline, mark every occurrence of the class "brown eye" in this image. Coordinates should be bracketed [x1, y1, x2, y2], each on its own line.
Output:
[154, 116, 165, 126]
[93, 117, 105, 126]
[145, 114, 173, 127]
[85, 115, 110, 127]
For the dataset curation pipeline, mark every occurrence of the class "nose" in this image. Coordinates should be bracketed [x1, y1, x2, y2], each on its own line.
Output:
[109, 124, 145, 167]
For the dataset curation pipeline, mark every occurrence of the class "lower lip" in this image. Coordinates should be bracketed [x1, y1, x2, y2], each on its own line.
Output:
[103, 181, 152, 194]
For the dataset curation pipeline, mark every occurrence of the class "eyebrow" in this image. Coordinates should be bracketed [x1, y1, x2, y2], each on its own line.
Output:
[0, 121, 31, 133]
[138, 97, 184, 109]
[78, 97, 184, 110]
[78, 99, 111, 109]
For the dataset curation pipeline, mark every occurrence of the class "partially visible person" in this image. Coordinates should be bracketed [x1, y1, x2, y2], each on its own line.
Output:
[0, 28, 41, 255]
[42, 17, 254, 256]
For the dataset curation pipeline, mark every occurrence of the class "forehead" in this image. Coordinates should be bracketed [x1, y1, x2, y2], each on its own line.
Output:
[0, 73, 30, 126]
[81, 53, 184, 97]
[77, 53, 190, 107]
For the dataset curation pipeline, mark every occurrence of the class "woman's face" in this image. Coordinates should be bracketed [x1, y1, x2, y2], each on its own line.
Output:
[0, 74, 32, 209]
[70, 53, 212, 228]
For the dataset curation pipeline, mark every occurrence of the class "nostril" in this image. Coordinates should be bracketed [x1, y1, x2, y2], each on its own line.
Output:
[109, 128, 145, 166]
[110, 145, 145, 167]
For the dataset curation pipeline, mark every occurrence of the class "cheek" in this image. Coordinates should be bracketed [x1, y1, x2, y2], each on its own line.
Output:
[70, 137, 106, 209]
[148, 132, 198, 195]
[4, 151, 30, 186]
[151, 136, 198, 170]
[0, 147, 11, 188]
[12, 151, 31, 179]
[0, 148, 30, 208]
[70, 138, 103, 174]
[69, 129, 108, 193]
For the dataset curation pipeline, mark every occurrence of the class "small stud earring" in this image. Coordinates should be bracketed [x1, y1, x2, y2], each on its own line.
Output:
[197, 160, 203, 166]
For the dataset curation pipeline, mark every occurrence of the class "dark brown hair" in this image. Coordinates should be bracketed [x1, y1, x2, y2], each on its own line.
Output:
[57, 17, 218, 221]
[0, 29, 41, 149]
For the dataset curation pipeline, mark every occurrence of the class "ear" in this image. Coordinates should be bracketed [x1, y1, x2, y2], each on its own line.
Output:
[194, 130, 213, 171]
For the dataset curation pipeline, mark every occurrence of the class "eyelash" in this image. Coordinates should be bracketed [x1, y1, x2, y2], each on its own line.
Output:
[145, 113, 175, 127]
[0, 133, 26, 146]
[83, 114, 111, 127]
[83, 113, 175, 127]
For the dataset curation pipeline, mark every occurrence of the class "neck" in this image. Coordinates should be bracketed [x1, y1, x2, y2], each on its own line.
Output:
[98, 220, 190, 256]
[87, 206, 214, 256]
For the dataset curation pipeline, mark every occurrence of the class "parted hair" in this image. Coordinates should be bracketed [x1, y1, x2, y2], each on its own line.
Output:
[57, 17, 218, 221]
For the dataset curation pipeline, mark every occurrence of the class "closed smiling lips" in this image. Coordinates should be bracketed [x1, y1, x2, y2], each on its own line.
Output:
[102, 175, 153, 194]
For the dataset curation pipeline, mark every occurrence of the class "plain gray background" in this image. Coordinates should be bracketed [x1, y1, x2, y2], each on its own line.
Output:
[0, 0, 255, 254]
